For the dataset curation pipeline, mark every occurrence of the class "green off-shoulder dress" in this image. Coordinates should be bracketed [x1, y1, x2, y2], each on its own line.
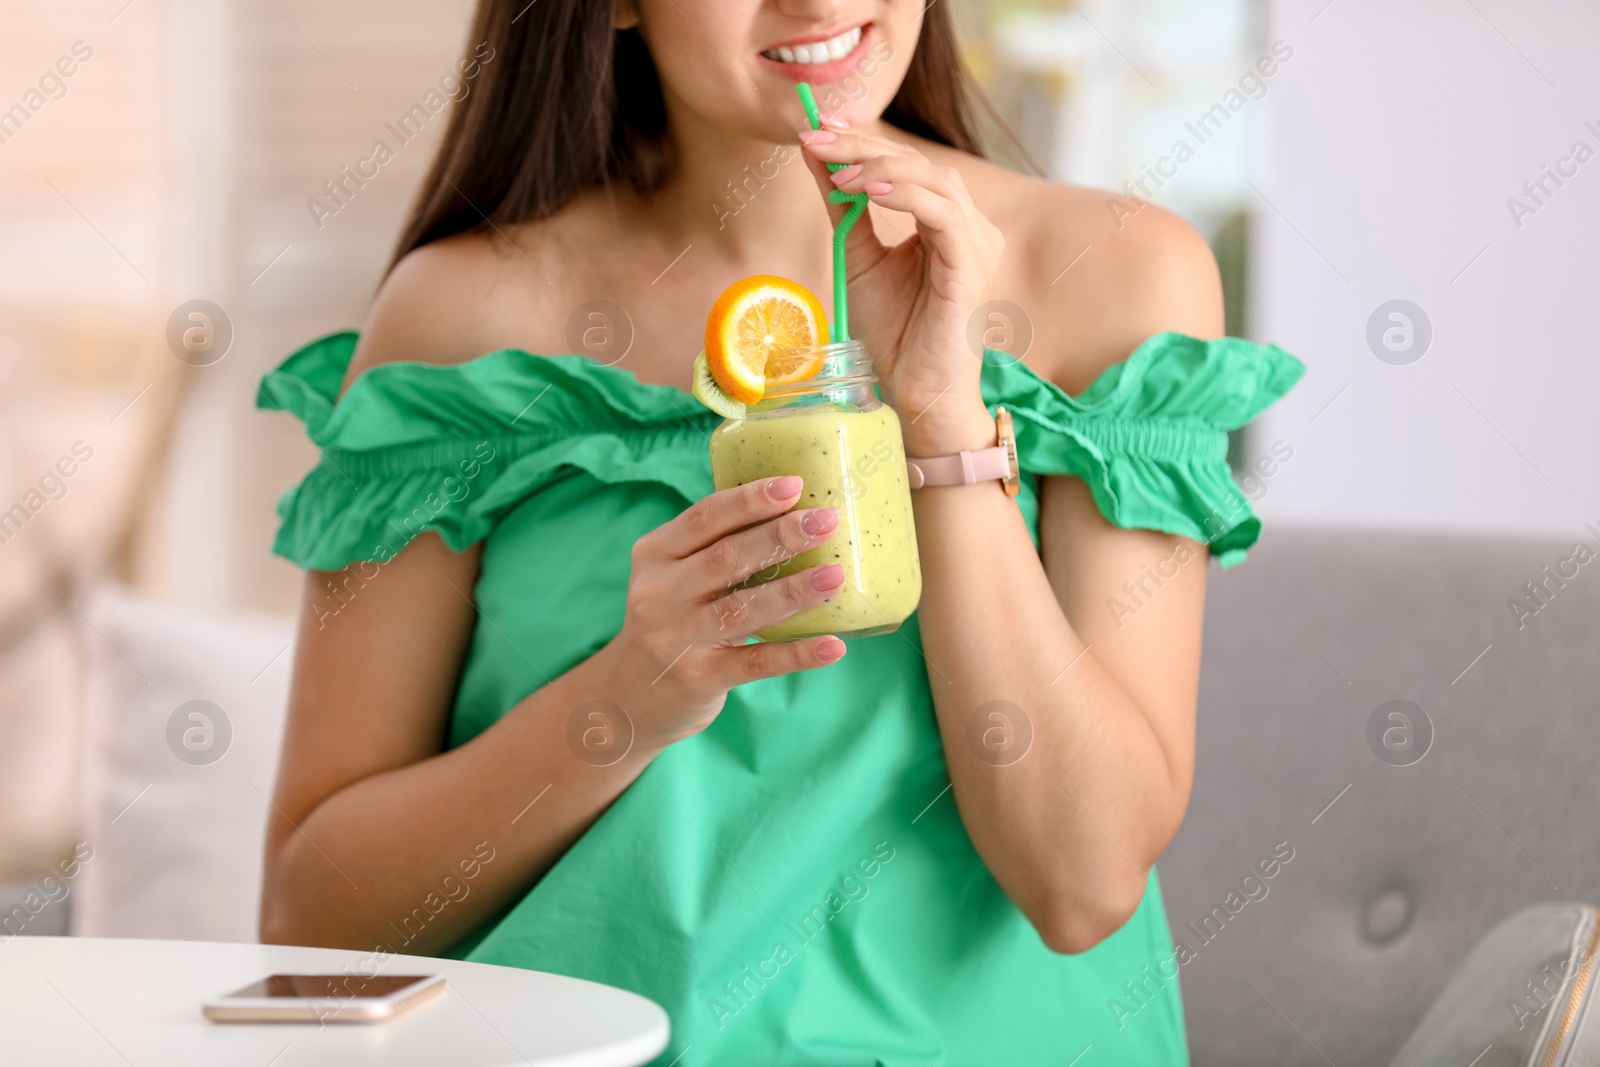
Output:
[259, 330, 1303, 1066]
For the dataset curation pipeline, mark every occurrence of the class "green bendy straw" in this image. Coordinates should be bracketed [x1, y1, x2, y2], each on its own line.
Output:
[796, 82, 867, 344]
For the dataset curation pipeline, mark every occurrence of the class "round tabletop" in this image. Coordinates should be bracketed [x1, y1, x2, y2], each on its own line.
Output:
[0, 937, 670, 1066]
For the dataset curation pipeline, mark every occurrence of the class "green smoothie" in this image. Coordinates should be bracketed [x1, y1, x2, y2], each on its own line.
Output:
[710, 399, 922, 641]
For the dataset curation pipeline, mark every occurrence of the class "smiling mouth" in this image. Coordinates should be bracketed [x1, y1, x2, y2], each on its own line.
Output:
[760, 23, 865, 66]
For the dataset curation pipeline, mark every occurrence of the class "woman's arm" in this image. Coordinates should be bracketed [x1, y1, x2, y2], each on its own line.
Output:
[261, 533, 662, 952]
[263, 484, 858, 951]
[908, 474, 1207, 955]
[798, 122, 1222, 953]
[903, 215, 1222, 955]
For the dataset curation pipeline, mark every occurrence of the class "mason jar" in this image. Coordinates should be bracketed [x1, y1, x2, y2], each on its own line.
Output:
[708, 339, 923, 642]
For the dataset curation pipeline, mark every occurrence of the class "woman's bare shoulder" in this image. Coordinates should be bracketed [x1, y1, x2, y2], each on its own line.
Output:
[340, 222, 575, 395]
[919, 138, 1225, 392]
[1016, 178, 1223, 390]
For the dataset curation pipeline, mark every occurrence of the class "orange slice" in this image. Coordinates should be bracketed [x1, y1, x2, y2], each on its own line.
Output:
[704, 275, 828, 404]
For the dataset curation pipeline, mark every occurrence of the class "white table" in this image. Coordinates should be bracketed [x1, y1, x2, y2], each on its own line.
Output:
[0, 937, 670, 1066]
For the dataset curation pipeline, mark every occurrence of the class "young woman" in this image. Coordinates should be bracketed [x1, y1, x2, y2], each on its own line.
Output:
[258, 1, 1302, 1062]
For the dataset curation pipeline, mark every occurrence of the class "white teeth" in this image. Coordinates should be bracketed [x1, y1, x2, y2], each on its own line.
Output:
[763, 25, 861, 65]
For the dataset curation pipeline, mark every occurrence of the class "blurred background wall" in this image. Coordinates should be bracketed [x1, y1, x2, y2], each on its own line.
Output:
[0, 0, 1594, 890]
[1, 0, 482, 882]
[1252, 0, 1598, 540]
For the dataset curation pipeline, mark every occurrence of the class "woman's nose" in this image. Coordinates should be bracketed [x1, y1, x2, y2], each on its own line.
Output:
[771, 0, 851, 21]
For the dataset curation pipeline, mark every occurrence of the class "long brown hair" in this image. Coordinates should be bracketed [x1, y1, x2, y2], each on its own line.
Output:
[389, 1, 1030, 273]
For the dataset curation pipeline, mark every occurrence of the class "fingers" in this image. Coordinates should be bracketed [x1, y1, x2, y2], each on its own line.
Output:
[829, 153, 968, 209]
[798, 127, 915, 161]
[703, 563, 846, 641]
[641, 476, 804, 560]
[854, 180, 964, 238]
[819, 144, 967, 205]
[800, 129, 991, 270]
[682, 506, 840, 600]
[796, 132, 890, 265]
[707, 634, 848, 687]
[799, 129, 949, 193]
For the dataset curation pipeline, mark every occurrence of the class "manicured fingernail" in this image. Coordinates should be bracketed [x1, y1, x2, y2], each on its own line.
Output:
[767, 476, 803, 498]
[821, 113, 849, 129]
[811, 564, 846, 590]
[798, 128, 836, 145]
[801, 507, 839, 535]
[816, 636, 847, 663]
[864, 181, 892, 196]
[830, 164, 862, 185]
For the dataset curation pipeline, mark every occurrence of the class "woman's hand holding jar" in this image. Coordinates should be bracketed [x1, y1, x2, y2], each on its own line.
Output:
[609, 475, 849, 746]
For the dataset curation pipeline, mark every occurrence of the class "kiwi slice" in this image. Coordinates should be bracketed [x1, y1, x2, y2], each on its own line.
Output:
[691, 350, 747, 420]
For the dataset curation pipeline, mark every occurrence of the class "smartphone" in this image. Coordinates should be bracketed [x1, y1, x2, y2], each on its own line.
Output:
[202, 973, 447, 1023]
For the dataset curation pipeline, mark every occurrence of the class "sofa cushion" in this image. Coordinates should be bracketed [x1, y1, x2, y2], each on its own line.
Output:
[1157, 527, 1600, 1066]
[73, 584, 294, 942]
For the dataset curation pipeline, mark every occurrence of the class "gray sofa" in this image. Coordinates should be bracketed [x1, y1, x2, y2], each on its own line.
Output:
[1162, 527, 1600, 1065]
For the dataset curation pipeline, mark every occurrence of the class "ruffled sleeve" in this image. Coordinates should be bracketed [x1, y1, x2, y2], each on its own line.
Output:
[256, 331, 720, 571]
[980, 331, 1304, 568]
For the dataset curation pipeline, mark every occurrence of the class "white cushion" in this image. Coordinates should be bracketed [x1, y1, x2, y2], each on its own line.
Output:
[72, 584, 294, 942]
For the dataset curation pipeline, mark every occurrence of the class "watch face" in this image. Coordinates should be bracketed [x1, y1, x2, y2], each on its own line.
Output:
[996, 407, 1021, 496]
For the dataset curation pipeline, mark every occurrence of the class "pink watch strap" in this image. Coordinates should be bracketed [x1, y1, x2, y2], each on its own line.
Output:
[905, 446, 1013, 488]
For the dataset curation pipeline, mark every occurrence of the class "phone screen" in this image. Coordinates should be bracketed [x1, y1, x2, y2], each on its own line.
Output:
[224, 975, 433, 1000]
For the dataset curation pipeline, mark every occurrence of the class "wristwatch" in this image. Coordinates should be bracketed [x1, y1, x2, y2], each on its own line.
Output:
[905, 406, 1021, 496]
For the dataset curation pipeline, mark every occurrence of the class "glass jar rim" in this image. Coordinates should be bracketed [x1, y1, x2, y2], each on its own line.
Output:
[762, 338, 875, 397]
[791, 338, 865, 358]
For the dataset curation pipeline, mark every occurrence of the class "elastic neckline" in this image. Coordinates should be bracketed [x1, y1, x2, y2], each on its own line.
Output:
[326, 336, 1130, 417]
